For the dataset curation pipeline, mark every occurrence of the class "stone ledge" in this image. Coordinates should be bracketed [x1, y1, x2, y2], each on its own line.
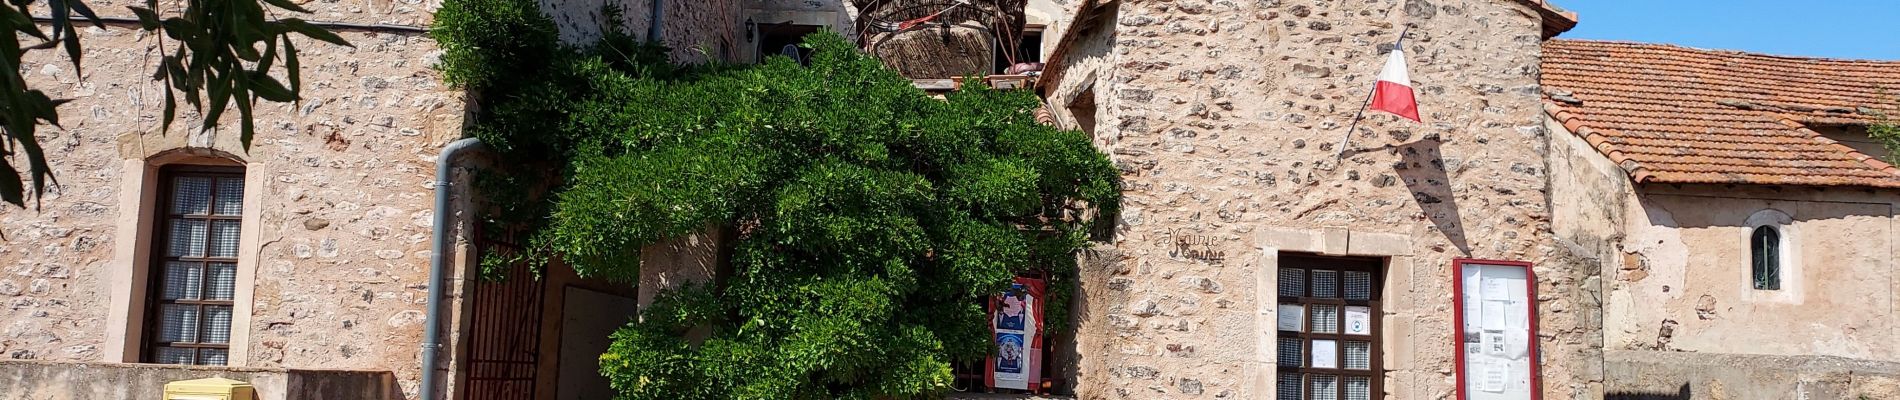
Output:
[946, 393, 1076, 400]
[1258, 226, 1413, 257]
[0, 360, 400, 400]
[1606, 350, 1900, 400]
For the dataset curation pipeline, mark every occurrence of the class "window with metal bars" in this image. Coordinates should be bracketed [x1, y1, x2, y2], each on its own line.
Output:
[1276, 255, 1382, 400]
[144, 167, 244, 365]
[1751, 226, 1780, 291]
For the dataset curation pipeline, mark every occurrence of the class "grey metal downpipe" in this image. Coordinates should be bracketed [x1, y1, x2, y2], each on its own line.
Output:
[647, 0, 665, 43]
[420, 137, 484, 400]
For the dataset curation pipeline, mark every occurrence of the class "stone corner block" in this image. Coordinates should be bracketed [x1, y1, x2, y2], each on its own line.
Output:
[1256, 226, 1324, 254]
[1321, 227, 1350, 255]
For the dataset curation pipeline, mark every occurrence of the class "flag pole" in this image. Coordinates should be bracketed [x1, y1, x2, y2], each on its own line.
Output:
[1335, 25, 1410, 161]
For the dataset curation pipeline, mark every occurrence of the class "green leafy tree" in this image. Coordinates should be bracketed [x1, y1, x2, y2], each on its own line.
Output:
[433, 0, 1119, 398]
[0, 0, 347, 206]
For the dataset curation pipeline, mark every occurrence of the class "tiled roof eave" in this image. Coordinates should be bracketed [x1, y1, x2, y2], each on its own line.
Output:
[1542, 39, 1900, 190]
[1633, 173, 1900, 189]
[1544, 101, 1900, 189]
[1773, 116, 1900, 175]
[1546, 102, 1657, 183]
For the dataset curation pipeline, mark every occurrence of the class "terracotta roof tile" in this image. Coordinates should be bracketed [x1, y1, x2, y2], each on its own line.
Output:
[1542, 40, 1900, 188]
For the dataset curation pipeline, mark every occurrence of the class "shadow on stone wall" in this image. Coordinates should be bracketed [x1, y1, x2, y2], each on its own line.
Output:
[1347, 137, 1470, 253]
[1606, 384, 1691, 400]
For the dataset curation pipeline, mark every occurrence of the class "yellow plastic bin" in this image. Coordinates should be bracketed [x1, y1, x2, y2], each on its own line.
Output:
[163, 377, 255, 400]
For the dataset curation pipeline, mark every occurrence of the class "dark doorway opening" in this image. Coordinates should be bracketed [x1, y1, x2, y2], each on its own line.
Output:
[462, 252, 547, 400]
[994, 28, 1044, 74]
[758, 23, 821, 64]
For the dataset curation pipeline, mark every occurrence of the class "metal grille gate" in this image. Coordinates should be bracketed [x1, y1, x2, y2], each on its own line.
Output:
[463, 237, 547, 400]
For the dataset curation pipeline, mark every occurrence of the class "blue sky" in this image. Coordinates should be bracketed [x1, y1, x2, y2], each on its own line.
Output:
[1558, 1, 1900, 60]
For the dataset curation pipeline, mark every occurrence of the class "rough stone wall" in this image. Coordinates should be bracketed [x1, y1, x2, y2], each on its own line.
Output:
[1041, 4, 1125, 397]
[544, 0, 743, 63]
[541, 0, 631, 45]
[656, 0, 743, 63]
[0, 3, 464, 399]
[1045, 0, 1602, 398]
[1604, 350, 1900, 400]
[1040, 0, 1115, 143]
[231, 25, 460, 392]
[1544, 117, 1624, 298]
[0, 360, 402, 400]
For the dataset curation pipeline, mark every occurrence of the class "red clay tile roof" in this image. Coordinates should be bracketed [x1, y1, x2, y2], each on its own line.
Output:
[1542, 39, 1900, 188]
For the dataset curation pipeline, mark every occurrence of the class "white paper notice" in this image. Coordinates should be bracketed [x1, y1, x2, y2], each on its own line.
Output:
[1506, 301, 1529, 329]
[1344, 306, 1372, 335]
[1507, 330, 1530, 359]
[1481, 277, 1509, 301]
[1506, 282, 1530, 329]
[1481, 359, 1509, 393]
[1462, 296, 1484, 333]
[1484, 331, 1508, 357]
[1482, 301, 1507, 330]
[1311, 340, 1338, 369]
[1277, 304, 1305, 332]
[1462, 267, 1484, 333]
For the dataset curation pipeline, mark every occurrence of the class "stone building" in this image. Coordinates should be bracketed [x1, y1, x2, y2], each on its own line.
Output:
[0, 0, 776, 399]
[0, 2, 466, 398]
[1543, 39, 1900, 399]
[2, 0, 1898, 399]
[1034, 0, 1598, 399]
[1032, 1, 1900, 399]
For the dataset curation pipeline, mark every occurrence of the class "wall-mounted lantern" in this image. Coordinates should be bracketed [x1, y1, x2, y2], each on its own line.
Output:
[745, 18, 757, 42]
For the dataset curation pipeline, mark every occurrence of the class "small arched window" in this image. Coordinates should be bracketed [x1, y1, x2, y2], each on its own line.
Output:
[1751, 226, 1781, 290]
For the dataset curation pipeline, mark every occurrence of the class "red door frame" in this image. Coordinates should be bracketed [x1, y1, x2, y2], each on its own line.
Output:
[1450, 258, 1544, 400]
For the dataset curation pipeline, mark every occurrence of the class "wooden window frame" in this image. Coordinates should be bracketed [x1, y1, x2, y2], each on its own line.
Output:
[1277, 254, 1384, 400]
[141, 165, 244, 365]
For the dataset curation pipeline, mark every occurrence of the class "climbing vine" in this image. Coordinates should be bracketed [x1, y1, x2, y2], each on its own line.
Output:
[1874, 106, 1900, 165]
[433, 1, 1119, 398]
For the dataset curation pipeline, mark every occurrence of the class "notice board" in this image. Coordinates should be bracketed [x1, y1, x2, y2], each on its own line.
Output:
[1452, 259, 1542, 400]
[986, 276, 1044, 390]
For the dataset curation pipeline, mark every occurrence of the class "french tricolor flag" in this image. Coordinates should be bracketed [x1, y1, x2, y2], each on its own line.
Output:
[1369, 48, 1421, 122]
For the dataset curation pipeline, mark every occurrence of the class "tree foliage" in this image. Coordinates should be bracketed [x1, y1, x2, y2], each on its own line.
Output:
[1873, 104, 1900, 165]
[433, 0, 1119, 398]
[0, 0, 346, 207]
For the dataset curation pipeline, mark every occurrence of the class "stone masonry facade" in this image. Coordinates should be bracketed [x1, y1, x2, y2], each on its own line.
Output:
[1044, 0, 1602, 398]
[30, 0, 1900, 400]
[0, 3, 460, 397]
[0, 0, 750, 398]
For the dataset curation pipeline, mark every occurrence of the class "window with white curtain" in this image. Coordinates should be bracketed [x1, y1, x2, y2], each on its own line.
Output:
[1276, 254, 1383, 400]
[145, 167, 243, 365]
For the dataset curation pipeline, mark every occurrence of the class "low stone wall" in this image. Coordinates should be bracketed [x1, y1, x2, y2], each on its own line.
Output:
[0, 361, 399, 400]
[1606, 350, 1900, 400]
[946, 394, 1074, 400]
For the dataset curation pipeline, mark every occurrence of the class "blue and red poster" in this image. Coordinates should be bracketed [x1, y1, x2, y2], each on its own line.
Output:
[986, 277, 1044, 390]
